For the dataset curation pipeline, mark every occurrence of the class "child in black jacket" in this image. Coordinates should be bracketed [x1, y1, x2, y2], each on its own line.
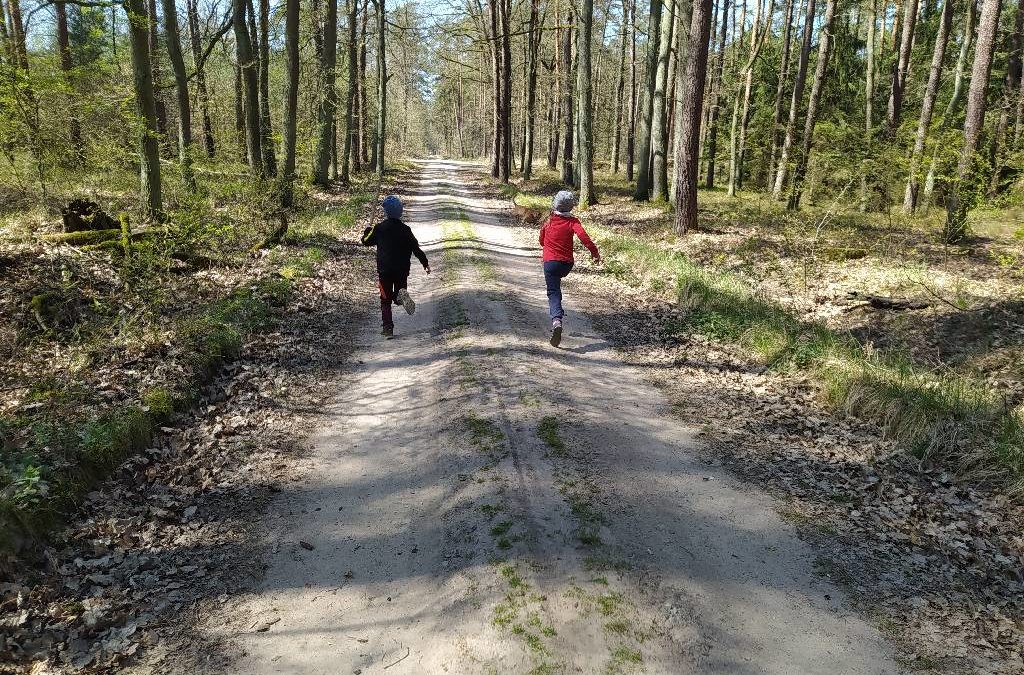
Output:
[361, 195, 430, 338]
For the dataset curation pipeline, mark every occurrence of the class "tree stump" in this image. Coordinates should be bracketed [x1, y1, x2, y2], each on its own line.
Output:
[61, 199, 117, 233]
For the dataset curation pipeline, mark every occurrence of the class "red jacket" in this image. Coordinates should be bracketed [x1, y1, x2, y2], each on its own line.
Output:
[539, 213, 600, 264]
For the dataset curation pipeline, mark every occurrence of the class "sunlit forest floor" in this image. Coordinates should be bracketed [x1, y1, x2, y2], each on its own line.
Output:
[1, 157, 1023, 673]
[517, 165, 1024, 401]
[500, 162, 1024, 672]
[0, 158, 385, 558]
[511, 165, 1024, 478]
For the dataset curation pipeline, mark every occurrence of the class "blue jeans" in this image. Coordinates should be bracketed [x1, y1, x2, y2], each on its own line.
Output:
[543, 260, 574, 321]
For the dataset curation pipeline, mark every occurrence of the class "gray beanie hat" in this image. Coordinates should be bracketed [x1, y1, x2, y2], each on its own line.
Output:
[552, 190, 577, 213]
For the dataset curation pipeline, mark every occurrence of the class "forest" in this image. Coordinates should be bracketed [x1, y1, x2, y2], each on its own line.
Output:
[0, 0, 1020, 227]
[2, 0, 1024, 670]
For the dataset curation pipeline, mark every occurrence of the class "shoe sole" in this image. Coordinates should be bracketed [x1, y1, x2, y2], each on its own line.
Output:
[397, 289, 415, 315]
[550, 326, 562, 347]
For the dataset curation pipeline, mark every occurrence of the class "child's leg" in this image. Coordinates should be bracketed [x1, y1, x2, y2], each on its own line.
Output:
[394, 275, 409, 302]
[378, 277, 395, 329]
[394, 275, 414, 315]
[543, 262, 568, 322]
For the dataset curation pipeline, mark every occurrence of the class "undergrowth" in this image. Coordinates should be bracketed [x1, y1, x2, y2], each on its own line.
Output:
[596, 227, 1024, 485]
[0, 178, 379, 562]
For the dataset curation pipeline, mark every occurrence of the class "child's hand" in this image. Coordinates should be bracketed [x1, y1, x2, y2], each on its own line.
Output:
[424, 264, 432, 274]
[592, 254, 601, 264]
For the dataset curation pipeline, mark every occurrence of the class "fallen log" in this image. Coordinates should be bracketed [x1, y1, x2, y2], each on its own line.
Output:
[824, 246, 869, 261]
[846, 291, 930, 311]
[43, 229, 121, 246]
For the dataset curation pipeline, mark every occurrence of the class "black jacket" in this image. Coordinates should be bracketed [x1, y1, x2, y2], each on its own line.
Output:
[361, 218, 429, 277]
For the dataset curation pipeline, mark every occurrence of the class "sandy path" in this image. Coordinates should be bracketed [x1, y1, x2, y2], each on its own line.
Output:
[201, 160, 900, 674]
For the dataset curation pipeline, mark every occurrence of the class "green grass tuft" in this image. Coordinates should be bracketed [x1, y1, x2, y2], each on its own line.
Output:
[537, 416, 566, 455]
[609, 646, 643, 668]
[490, 520, 513, 537]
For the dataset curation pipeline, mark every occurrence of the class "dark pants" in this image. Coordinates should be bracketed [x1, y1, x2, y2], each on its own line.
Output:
[543, 260, 574, 321]
[378, 273, 408, 329]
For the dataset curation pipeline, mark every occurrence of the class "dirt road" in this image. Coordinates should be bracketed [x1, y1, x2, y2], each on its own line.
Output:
[200, 160, 899, 674]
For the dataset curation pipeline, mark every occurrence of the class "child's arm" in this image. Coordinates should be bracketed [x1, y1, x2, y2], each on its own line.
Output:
[409, 230, 431, 273]
[539, 220, 547, 246]
[361, 223, 377, 246]
[571, 221, 601, 262]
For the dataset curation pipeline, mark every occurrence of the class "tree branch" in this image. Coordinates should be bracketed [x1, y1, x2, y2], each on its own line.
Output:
[157, 9, 232, 90]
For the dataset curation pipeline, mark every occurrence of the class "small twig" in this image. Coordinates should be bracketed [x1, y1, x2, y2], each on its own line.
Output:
[383, 647, 410, 669]
[908, 278, 968, 312]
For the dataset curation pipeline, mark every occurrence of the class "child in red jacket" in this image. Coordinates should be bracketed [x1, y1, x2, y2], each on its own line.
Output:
[538, 190, 600, 347]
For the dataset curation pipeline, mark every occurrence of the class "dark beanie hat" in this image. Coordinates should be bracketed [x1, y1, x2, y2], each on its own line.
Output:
[382, 195, 403, 219]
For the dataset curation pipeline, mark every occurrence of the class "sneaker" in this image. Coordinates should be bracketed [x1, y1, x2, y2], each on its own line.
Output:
[382, 327, 394, 339]
[396, 288, 416, 315]
[550, 320, 562, 348]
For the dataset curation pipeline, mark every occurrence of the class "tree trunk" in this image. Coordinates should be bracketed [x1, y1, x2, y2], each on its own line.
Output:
[342, 0, 357, 184]
[0, 4, 8, 53]
[523, 0, 541, 178]
[626, 0, 638, 180]
[499, 0, 512, 181]
[634, 0, 664, 198]
[4, 0, 37, 158]
[766, 0, 796, 185]
[487, 0, 501, 177]
[187, 0, 215, 157]
[233, 0, 263, 175]
[592, 0, 615, 162]
[359, 0, 369, 164]
[281, 0, 299, 205]
[161, 0, 194, 187]
[612, 0, 629, 173]
[332, 106, 339, 180]
[55, 2, 84, 161]
[787, 0, 837, 209]
[903, 0, 952, 212]
[351, 8, 361, 171]
[989, 0, 1023, 194]
[704, 0, 729, 189]
[674, 0, 714, 233]
[666, 1, 686, 178]
[886, 0, 918, 132]
[859, 0, 877, 211]
[375, 0, 386, 176]
[729, 0, 772, 196]
[549, 16, 561, 169]
[313, 0, 337, 185]
[578, 0, 596, 205]
[456, 69, 466, 156]
[924, 0, 976, 202]
[770, 0, 816, 199]
[561, 9, 576, 185]
[651, 0, 680, 201]
[5, 0, 29, 72]
[944, 0, 1003, 242]
[258, 0, 277, 176]
[234, 61, 246, 161]
[147, 0, 169, 146]
[123, 0, 162, 217]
